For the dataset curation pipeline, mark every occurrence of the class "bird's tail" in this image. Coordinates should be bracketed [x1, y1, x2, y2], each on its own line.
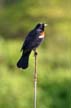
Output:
[17, 50, 31, 69]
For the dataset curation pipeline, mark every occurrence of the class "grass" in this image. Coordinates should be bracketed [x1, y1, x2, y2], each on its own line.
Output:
[0, 35, 71, 108]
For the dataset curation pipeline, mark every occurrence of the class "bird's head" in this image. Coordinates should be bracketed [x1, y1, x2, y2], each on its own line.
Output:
[35, 23, 47, 31]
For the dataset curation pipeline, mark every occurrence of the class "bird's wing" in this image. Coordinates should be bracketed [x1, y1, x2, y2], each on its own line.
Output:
[21, 30, 40, 51]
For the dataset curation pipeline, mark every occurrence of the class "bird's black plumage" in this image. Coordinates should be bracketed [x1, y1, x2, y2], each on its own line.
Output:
[17, 23, 47, 69]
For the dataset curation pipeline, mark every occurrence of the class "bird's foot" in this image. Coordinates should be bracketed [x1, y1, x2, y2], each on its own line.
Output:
[34, 51, 38, 56]
[33, 49, 38, 56]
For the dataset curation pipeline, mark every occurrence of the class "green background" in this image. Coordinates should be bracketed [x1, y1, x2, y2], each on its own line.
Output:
[0, 0, 71, 108]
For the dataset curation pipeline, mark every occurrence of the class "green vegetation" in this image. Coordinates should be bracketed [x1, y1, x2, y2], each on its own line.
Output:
[0, 0, 71, 108]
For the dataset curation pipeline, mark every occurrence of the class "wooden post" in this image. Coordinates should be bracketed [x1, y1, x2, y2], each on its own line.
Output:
[34, 50, 37, 108]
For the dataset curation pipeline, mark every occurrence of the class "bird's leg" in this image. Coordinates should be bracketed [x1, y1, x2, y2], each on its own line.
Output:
[34, 49, 38, 56]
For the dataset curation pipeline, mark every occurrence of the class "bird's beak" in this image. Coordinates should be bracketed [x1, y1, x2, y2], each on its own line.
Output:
[44, 24, 48, 27]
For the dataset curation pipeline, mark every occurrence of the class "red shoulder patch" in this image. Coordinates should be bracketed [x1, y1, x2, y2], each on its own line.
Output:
[40, 31, 45, 36]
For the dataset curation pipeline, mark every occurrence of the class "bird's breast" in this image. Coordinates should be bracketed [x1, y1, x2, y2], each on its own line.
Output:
[39, 31, 45, 39]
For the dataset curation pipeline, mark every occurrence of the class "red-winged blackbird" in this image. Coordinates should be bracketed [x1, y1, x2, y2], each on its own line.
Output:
[17, 23, 47, 69]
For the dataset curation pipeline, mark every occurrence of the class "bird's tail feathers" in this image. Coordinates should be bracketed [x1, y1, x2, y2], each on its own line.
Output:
[17, 50, 31, 69]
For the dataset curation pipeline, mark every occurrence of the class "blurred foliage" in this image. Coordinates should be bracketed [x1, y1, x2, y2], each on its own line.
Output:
[0, 0, 70, 38]
[0, 0, 71, 108]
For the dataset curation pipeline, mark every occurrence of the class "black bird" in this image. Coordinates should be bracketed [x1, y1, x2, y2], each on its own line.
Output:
[17, 23, 47, 69]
